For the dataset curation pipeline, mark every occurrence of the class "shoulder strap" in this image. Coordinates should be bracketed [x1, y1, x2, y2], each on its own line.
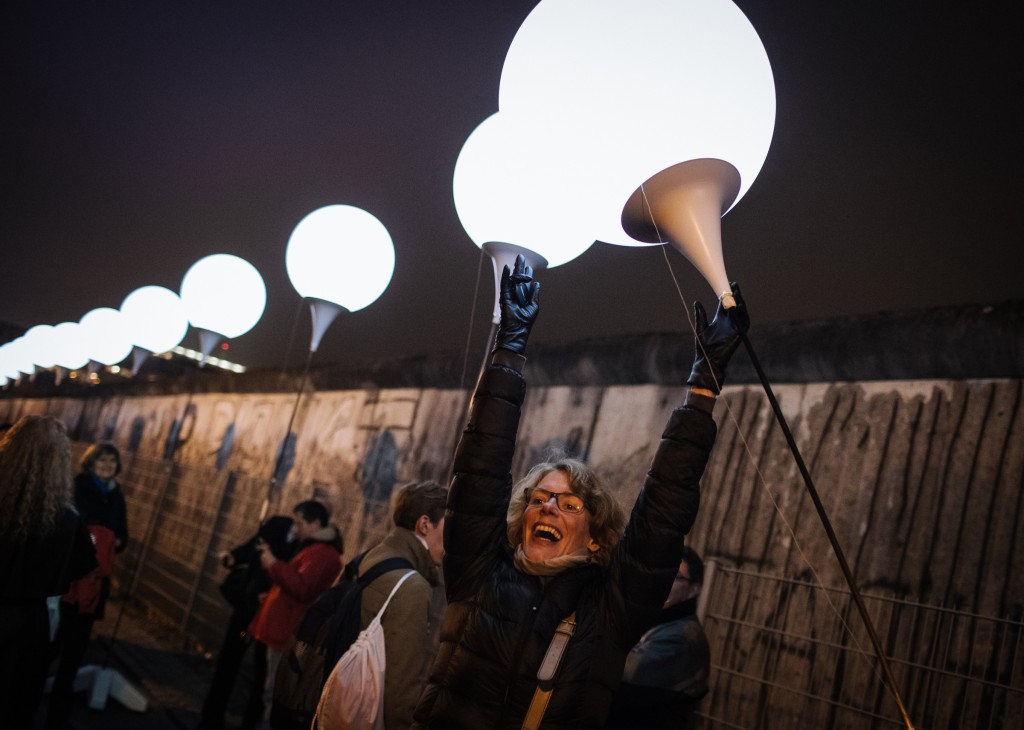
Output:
[521, 611, 577, 730]
[357, 556, 414, 587]
[371, 570, 417, 622]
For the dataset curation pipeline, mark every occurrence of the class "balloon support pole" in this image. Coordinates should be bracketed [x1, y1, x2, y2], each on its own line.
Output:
[740, 332, 915, 729]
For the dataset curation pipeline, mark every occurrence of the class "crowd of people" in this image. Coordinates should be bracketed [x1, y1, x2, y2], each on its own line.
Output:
[1, 256, 743, 729]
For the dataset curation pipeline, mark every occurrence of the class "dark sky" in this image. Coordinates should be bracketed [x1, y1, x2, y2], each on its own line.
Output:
[2, 1, 1020, 371]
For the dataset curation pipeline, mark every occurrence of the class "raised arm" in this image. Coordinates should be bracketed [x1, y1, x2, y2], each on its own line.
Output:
[444, 255, 540, 600]
[612, 284, 749, 643]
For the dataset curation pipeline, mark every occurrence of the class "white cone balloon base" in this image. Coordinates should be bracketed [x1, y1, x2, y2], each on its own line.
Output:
[51, 664, 148, 712]
[308, 298, 348, 353]
[130, 346, 152, 376]
[481, 241, 548, 324]
[197, 329, 224, 367]
[621, 158, 740, 308]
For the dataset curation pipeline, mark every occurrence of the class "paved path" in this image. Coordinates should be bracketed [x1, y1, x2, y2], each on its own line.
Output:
[32, 598, 251, 730]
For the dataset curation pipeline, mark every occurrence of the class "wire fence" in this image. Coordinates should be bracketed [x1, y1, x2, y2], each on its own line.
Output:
[77, 444, 389, 652]
[699, 561, 1024, 729]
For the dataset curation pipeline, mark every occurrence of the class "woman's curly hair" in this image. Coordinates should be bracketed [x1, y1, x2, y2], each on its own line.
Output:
[506, 458, 627, 565]
[0, 415, 73, 542]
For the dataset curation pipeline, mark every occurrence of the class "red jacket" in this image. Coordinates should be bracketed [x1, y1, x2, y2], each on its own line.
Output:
[249, 527, 342, 651]
[62, 525, 117, 615]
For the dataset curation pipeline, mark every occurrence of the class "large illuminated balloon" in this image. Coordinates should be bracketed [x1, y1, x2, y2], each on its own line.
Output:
[78, 308, 133, 366]
[120, 286, 189, 355]
[453, 113, 596, 269]
[286, 205, 395, 351]
[498, 0, 775, 301]
[180, 254, 266, 358]
[453, 113, 598, 322]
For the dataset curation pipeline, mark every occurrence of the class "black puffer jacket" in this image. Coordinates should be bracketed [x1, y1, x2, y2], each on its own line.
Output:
[413, 365, 716, 729]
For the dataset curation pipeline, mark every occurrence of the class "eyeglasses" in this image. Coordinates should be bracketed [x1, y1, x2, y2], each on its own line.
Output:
[525, 487, 587, 514]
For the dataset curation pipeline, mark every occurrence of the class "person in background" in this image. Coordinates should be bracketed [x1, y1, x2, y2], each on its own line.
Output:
[47, 441, 130, 730]
[352, 480, 448, 730]
[0, 416, 97, 729]
[198, 513, 298, 730]
[245, 500, 343, 730]
[606, 546, 711, 730]
[412, 256, 747, 729]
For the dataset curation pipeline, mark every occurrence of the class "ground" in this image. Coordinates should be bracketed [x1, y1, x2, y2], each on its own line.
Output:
[32, 598, 245, 730]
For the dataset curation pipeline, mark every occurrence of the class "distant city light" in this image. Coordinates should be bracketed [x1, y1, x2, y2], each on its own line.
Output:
[170, 345, 246, 373]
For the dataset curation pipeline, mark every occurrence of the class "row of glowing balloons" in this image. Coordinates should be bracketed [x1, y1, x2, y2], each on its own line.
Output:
[0, 204, 396, 386]
[2, 0, 778, 385]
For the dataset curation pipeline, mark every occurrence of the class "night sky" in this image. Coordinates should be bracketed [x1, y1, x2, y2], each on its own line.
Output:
[2, 1, 1019, 371]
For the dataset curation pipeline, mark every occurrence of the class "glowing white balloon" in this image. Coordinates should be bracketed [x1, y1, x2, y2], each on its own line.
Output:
[453, 113, 595, 269]
[286, 205, 396, 352]
[78, 308, 133, 366]
[454, 112, 601, 324]
[286, 205, 395, 313]
[120, 285, 189, 355]
[3, 337, 34, 377]
[0, 342, 20, 379]
[23, 324, 58, 369]
[500, 0, 774, 218]
[51, 322, 90, 371]
[180, 254, 267, 341]
[498, 0, 776, 301]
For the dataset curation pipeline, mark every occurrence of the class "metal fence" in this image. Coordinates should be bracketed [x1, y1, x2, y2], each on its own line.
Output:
[81, 445, 388, 652]
[84, 444, 1024, 728]
[698, 562, 1024, 729]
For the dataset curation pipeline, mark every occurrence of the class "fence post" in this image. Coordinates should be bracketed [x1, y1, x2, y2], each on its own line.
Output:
[698, 558, 719, 624]
[178, 470, 236, 640]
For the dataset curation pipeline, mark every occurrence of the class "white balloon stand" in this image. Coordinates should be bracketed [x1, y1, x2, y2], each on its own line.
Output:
[58, 663, 148, 712]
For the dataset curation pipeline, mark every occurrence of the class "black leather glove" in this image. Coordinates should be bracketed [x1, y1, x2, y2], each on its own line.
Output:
[688, 282, 750, 394]
[493, 254, 540, 356]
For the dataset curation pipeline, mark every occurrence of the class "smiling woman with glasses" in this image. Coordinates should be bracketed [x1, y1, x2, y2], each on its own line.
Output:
[414, 255, 749, 730]
[505, 458, 625, 569]
[525, 487, 586, 513]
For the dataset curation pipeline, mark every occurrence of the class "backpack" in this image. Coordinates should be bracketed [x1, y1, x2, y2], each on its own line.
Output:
[270, 552, 413, 730]
[314, 570, 417, 730]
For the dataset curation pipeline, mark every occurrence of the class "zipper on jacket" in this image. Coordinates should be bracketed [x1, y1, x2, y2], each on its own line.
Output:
[497, 587, 544, 727]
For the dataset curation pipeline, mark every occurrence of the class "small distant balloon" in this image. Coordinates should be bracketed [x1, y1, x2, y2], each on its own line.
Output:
[78, 308, 133, 366]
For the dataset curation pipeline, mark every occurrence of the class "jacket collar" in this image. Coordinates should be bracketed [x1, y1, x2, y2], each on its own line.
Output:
[381, 527, 441, 585]
[298, 524, 343, 552]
